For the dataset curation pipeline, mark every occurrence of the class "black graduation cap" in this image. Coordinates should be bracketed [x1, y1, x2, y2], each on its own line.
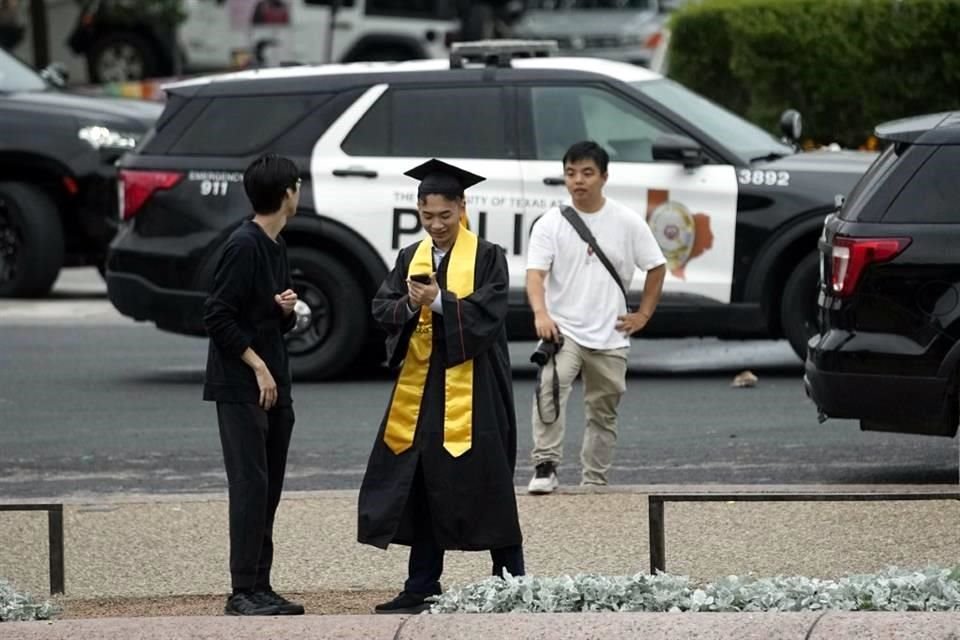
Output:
[404, 158, 486, 199]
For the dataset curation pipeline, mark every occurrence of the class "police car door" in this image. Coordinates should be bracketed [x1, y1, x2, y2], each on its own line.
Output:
[310, 83, 524, 280]
[517, 84, 739, 305]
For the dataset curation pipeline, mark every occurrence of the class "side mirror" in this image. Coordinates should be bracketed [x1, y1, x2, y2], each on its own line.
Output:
[652, 133, 704, 169]
[40, 62, 69, 88]
[779, 108, 802, 143]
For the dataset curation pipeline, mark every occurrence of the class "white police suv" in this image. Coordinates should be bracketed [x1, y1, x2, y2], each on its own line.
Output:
[106, 41, 875, 379]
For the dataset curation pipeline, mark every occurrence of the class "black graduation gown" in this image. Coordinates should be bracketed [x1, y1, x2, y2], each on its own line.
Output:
[357, 237, 522, 551]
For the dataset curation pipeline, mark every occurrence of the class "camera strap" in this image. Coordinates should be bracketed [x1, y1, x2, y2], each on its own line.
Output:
[535, 351, 561, 425]
[559, 205, 629, 307]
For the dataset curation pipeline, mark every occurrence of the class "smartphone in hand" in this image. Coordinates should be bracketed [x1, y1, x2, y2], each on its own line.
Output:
[409, 273, 431, 284]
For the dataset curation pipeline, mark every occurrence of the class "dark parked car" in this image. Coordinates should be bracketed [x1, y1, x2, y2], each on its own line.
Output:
[805, 111, 960, 437]
[0, 48, 161, 297]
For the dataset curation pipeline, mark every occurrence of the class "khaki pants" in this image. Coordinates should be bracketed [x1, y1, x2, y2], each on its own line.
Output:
[530, 338, 628, 485]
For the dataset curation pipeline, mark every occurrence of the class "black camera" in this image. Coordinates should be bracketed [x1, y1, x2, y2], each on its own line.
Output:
[530, 335, 564, 367]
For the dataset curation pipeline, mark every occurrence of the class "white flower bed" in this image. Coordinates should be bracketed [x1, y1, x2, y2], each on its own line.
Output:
[0, 579, 59, 622]
[429, 566, 960, 614]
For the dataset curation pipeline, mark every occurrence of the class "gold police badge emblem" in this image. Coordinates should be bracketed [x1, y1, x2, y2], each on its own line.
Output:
[648, 200, 695, 273]
[646, 188, 715, 280]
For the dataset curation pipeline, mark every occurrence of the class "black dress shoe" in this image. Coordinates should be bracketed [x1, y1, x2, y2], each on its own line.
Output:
[255, 589, 305, 615]
[225, 591, 281, 616]
[374, 590, 435, 614]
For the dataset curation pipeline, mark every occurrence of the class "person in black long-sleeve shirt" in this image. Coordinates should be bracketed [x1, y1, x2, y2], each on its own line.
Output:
[203, 153, 304, 616]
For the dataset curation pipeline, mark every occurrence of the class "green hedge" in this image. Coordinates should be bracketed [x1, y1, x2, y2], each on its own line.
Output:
[668, 0, 960, 148]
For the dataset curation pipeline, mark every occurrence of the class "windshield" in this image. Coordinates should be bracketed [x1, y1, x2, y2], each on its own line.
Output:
[526, 0, 656, 9]
[0, 49, 46, 93]
[631, 78, 793, 162]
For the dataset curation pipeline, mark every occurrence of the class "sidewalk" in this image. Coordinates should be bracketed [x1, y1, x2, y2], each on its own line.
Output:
[1, 485, 958, 637]
[6, 611, 960, 639]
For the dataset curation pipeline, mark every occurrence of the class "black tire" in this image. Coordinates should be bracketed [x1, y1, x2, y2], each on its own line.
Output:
[780, 251, 820, 361]
[0, 182, 64, 298]
[285, 248, 369, 380]
[87, 32, 159, 83]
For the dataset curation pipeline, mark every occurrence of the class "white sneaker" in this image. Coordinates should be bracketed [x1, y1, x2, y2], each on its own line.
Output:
[527, 462, 559, 494]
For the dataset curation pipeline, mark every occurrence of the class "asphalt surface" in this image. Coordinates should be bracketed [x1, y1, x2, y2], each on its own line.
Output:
[0, 268, 957, 498]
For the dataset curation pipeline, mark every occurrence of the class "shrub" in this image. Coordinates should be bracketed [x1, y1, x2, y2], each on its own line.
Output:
[668, 0, 960, 147]
[0, 579, 59, 622]
[429, 566, 960, 613]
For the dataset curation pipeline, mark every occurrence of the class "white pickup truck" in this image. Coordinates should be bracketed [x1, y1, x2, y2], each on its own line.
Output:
[69, 0, 463, 83]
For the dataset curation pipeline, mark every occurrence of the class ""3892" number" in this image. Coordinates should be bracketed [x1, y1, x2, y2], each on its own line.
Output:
[738, 169, 790, 187]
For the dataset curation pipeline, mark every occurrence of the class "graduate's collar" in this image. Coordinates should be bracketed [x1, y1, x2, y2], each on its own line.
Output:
[432, 239, 454, 255]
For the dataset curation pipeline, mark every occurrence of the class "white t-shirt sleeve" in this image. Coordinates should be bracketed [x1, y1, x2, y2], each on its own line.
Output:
[526, 211, 556, 271]
[632, 217, 667, 271]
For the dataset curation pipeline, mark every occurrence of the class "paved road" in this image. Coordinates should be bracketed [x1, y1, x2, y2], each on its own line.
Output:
[0, 269, 956, 498]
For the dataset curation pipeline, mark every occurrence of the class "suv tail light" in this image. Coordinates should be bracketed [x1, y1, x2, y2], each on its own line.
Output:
[119, 169, 183, 221]
[830, 236, 911, 297]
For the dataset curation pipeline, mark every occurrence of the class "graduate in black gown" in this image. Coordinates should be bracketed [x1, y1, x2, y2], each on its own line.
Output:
[358, 159, 525, 614]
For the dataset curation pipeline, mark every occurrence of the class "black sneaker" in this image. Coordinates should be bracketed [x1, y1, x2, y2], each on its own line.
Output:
[527, 461, 559, 494]
[225, 591, 281, 616]
[374, 590, 435, 614]
[255, 589, 305, 615]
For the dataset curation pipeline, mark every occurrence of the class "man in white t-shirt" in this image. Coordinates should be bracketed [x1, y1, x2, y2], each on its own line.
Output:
[526, 141, 666, 493]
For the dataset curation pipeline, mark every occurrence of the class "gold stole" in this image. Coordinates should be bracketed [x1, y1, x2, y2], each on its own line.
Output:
[383, 226, 477, 457]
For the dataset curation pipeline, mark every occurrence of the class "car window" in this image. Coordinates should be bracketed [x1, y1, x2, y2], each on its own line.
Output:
[837, 144, 901, 222]
[631, 78, 793, 163]
[0, 49, 46, 93]
[882, 145, 960, 223]
[342, 86, 508, 158]
[838, 142, 936, 223]
[530, 85, 677, 163]
[169, 95, 324, 156]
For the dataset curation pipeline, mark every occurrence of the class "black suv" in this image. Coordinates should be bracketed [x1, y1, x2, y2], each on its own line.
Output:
[106, 42, 873, 380]
[0, 49, 161, 297]
[805, 111, 960, 438]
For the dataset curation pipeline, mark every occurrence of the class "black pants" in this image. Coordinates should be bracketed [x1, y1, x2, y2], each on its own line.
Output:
[405, 540, 526, 595]
[216, 402, 295, 591]
[402, 464, 525, 595]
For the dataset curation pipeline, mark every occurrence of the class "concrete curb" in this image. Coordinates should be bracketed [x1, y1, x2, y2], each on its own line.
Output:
[3, 483, 957, 505]
[4, 612, 960, 639]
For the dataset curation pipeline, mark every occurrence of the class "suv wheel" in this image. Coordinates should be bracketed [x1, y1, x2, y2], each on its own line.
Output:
[0, 182, 65, 298]
[780, 251, 820, 361]
[285, 248, 368, 380]
[88, 32, 158, 83]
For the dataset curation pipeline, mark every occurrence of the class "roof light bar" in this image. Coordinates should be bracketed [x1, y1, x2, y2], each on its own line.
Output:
[449, 39, 559, 69]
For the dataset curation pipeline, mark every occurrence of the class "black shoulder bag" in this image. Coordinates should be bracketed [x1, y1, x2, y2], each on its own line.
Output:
[534, 206, 632, 425]
[559, 205, 629, 306]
